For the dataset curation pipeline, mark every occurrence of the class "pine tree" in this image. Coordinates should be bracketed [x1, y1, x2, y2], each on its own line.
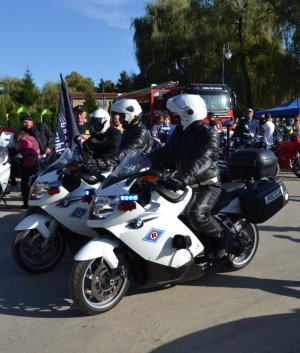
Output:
[16, 68, 40, 107]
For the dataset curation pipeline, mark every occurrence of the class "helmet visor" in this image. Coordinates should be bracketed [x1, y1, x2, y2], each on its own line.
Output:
[92, 118, 105, 132]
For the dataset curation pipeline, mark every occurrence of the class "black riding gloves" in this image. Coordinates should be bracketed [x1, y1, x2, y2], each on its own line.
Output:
[164, 177, 186, 192]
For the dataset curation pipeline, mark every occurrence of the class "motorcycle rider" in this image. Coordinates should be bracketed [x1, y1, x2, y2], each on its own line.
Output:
[149, 93, 232, 259]
[95, 99, 153, 167]
[82, 108, 122, 161]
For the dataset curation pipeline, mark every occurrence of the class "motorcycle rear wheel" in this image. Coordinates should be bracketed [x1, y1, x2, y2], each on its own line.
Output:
[225, 219, 259, 270]
[12, 229, 66, 273]
[69, 257, 130, 315]
[292, 159, 300, 177]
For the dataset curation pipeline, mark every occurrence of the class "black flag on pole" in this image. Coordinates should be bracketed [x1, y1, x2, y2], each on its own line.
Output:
[55, 74, 81, 154]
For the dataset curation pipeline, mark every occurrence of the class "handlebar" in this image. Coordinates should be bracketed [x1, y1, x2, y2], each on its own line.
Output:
[156, 185, 189, 203]
[136, 170, 189, 203]
[57, 162, 107, 184]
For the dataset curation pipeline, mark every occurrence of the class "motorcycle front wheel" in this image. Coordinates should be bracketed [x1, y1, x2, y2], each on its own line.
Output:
[225, 219, 259, 270]
[12, 228, 66, 273]
[69, 257, 130, 315]
[292, 159, 300, 177]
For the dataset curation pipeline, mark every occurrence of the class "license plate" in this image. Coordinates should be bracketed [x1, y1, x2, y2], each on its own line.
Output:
[265, 187, 282, 205]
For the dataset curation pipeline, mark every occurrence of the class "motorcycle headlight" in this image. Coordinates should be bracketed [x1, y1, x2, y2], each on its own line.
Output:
[88, 196, 118, 220]
[29, 181, 49, 200]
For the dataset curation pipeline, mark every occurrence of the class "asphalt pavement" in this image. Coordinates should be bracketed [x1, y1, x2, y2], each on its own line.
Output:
[0, 174, 299, 353]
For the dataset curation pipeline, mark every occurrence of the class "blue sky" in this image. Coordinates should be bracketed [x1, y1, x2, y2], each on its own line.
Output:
[1, 0, 146, 88]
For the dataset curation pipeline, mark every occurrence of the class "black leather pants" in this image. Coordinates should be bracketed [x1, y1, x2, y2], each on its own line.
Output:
[184, 184, 223, 238]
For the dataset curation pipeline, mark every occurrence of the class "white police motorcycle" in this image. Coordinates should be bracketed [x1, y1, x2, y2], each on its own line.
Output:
[13, 148, 110, 273]
[69, 151, 288, 315]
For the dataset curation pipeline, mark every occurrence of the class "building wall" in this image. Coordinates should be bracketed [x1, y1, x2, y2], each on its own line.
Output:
[69, 93, 120, 111]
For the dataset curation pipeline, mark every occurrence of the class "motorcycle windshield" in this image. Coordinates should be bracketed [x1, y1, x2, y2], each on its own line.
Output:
[39, 148, 82, 175]
[101, 152, 152, 189]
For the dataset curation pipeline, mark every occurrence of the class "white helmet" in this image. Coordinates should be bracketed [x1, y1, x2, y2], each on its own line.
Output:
[166, 93, 207, 130]
[89, 108, 110, 135]
[111, 99, 142, 126]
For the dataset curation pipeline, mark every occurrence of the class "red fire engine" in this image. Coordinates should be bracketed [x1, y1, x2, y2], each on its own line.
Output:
[117, 81, 237, 129]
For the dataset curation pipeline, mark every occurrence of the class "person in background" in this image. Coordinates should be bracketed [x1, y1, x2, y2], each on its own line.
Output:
[111, 111, 124, 133]
[232, 116, 240, 130]
[292, 115, 300, 136]
[261, 112, 275, 148]
[151, 115, 164, 138]
[206, 111, 218, 131]
[14, 130, 41, 208]
[82, 108, 121, 160]
[73, 105, 90, 143]
[232, 108, 259, 143]
[157, 113, 175, 144]
[21, 114, 54, 156]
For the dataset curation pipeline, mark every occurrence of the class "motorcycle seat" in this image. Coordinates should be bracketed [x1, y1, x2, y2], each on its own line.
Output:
[213, 182, 246, 212]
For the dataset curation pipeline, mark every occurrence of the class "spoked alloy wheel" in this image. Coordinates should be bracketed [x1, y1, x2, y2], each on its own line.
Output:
[292, 159, 300, 177]
[69, 257, 130, 315]
[226, 219, 259, 270]
[12, 229, 66, 273]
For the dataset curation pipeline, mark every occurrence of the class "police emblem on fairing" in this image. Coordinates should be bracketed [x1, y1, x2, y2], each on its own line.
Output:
[70, 207, 87, 219]
[143, 228, 165, 243]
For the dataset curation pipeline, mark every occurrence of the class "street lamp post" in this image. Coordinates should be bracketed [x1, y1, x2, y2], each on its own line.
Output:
[102, 79, 105, 109]
[222, 42, 232, 84]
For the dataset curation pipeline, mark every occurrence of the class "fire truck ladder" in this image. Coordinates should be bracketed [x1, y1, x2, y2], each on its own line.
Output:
[117, 81, 179, 99]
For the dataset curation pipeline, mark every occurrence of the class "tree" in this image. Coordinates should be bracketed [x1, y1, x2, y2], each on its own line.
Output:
[116, 71, 132, 92]
[96, 79, 116, 93]
[84, 88, 98, 113]
[36, 81, 61, 127]
[65, 71, 95, 92]
[0, 76, 23, 128]
[216, 0, 300, 109]
[16, 68, 40, 107]
[132, 0, 192, 85]
[39, 81, 60, 111]
[132, 0, 300, 112]
[267, 0, 300, 59]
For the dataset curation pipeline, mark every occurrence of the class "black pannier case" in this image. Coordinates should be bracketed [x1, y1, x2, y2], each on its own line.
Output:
[228, 149, 278, 180]
[239, 177, 289, 223]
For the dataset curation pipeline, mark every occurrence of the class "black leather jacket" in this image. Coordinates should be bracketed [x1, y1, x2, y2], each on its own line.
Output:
[23, 123, 55, 154]
[83, 127, 122, 159]
[102, 122, 153, 167]
[149, 121, 220, 185]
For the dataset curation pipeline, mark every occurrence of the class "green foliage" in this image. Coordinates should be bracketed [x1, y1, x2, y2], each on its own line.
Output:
[16, 68, 40, 107]
[116, 71, 132, 92]
[96, 79, 116, 93]
[65, 71, 94, 92]
[38, 81, 60, 112]
[131, 0, 300, 112]
[84, 88, 98, 113]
